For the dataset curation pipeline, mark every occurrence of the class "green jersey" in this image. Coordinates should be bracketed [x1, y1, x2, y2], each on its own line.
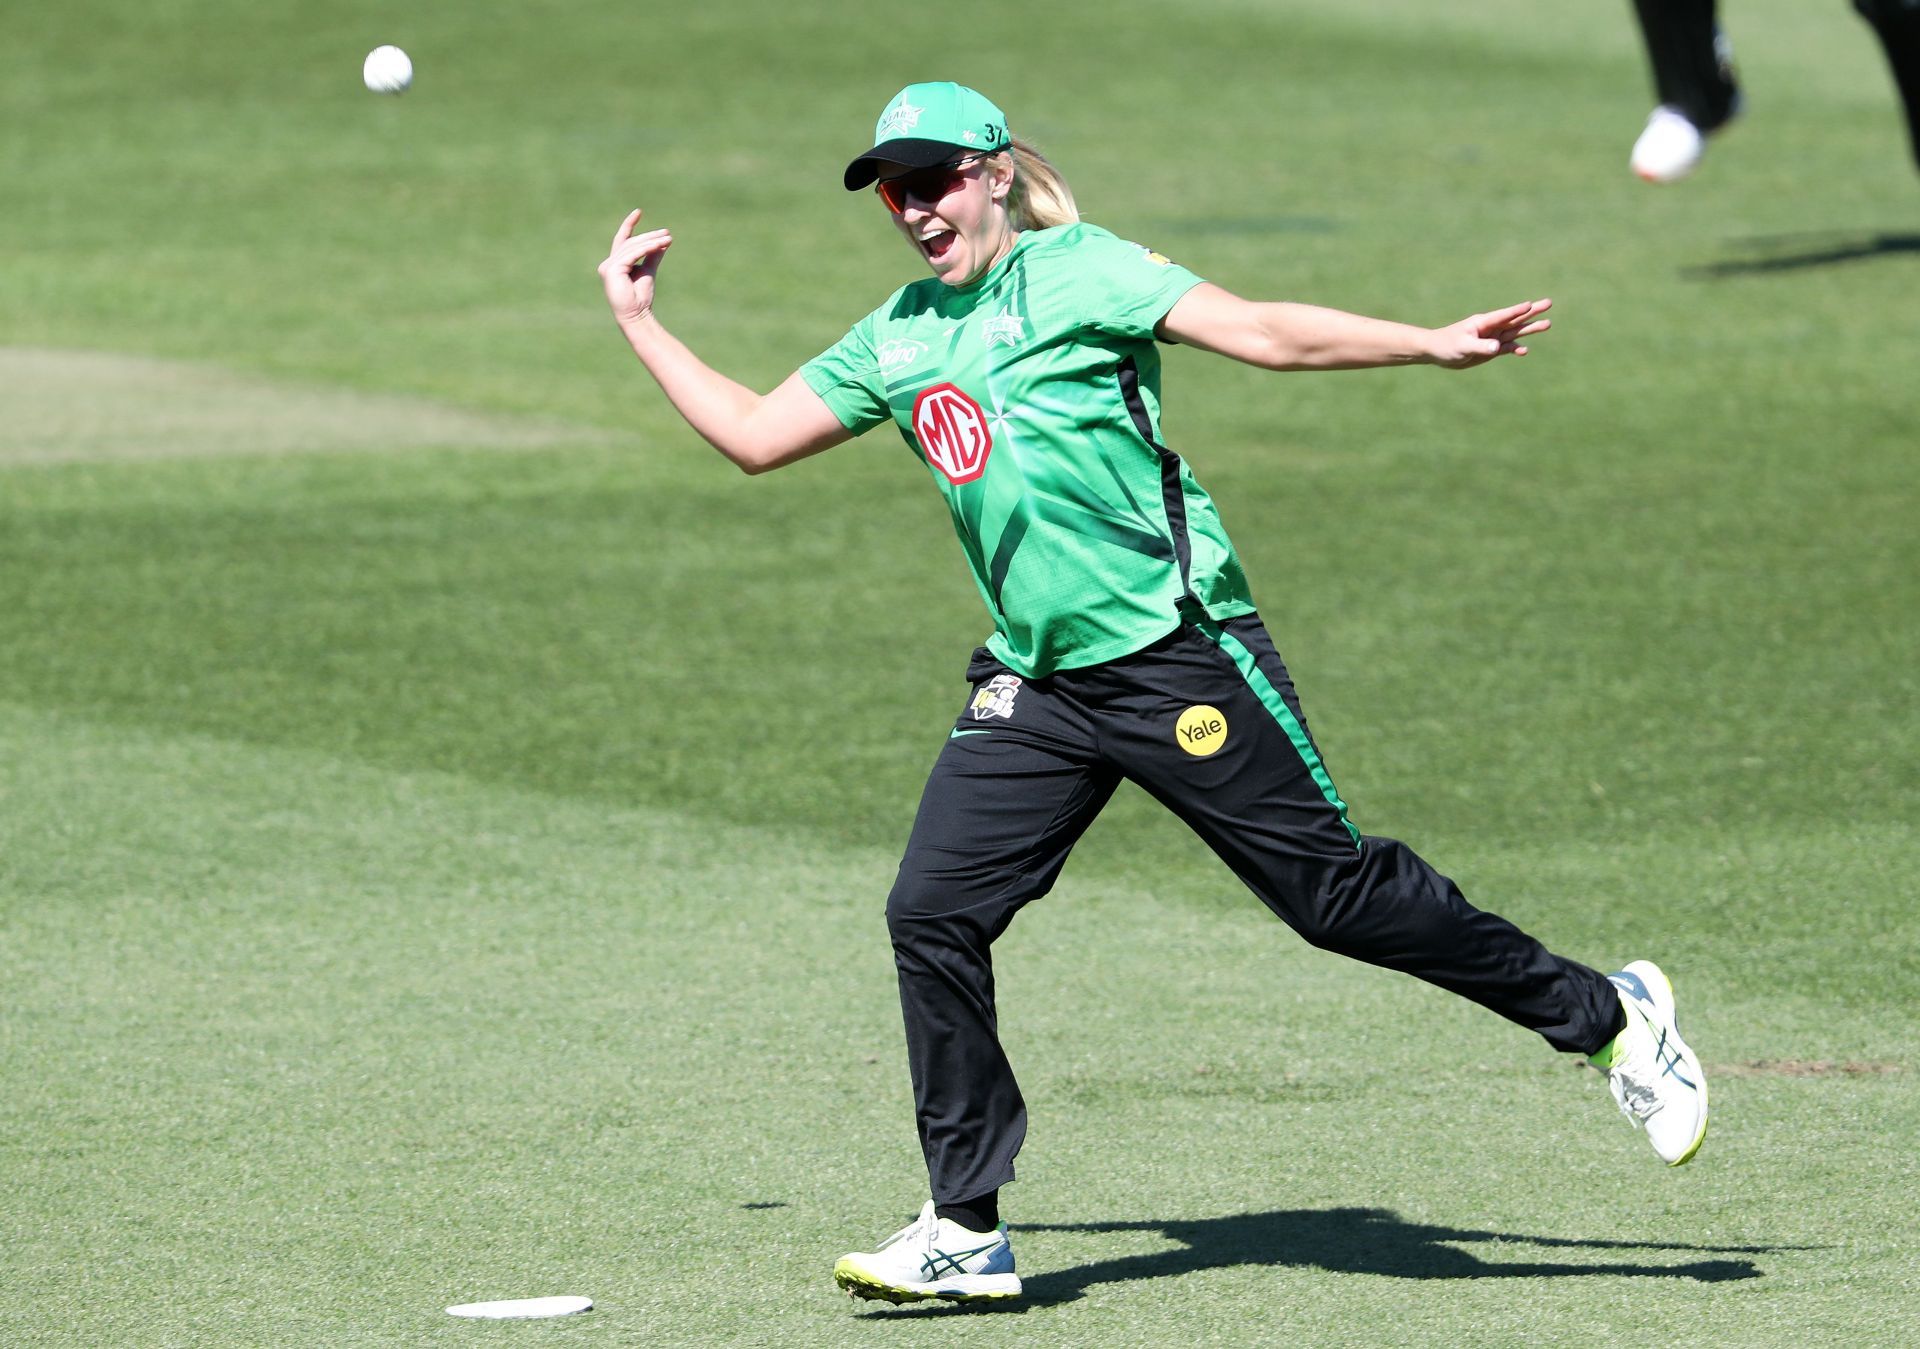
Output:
[801, 222, 1255, 678]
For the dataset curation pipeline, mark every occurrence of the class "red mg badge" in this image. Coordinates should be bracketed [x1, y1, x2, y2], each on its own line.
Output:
[911, 383, 993, 485]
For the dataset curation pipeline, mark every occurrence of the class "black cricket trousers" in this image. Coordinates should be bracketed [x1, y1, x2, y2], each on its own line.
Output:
[885, 613, 1624, 1207]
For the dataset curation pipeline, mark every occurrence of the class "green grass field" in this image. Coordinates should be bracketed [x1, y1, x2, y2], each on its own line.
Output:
[4, 1, 1917, 1343]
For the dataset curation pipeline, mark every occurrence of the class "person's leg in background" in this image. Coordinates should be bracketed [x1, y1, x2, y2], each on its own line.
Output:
[1628, 0, 1743, 181]
[1855, 0, 1920, 172]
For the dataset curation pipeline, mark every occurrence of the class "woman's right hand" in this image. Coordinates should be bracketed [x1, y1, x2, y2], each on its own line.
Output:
[598, 208, 673, 326]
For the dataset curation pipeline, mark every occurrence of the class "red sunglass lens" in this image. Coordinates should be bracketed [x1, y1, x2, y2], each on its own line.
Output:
[876, 161, 967, 213]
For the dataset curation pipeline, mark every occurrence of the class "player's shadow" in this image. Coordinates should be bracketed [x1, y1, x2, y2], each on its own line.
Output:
[859, 1206, 1782, 1317]
[1687, 231, 1920, 277]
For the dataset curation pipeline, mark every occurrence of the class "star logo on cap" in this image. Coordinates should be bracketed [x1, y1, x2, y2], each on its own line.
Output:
[879, 101, 925, 137]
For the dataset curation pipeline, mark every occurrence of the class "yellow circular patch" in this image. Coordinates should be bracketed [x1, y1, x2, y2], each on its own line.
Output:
[1175, 704, 1229, 757]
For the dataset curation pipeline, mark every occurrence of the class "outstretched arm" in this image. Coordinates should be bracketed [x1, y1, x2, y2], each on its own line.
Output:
[598, 208, 853, 474]
[1156, 283, 1552, 372]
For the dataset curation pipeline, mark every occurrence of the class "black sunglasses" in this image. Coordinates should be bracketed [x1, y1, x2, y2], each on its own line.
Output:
[874, 152, 994, 214]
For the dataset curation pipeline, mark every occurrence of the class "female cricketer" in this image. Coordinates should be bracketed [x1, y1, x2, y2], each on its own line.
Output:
[598, 82, 1710, 1306]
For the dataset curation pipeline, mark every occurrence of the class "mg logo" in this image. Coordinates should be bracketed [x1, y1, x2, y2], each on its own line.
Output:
[912, 383, 993, 485]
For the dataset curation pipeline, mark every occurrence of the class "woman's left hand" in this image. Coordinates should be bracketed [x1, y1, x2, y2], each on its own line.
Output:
[1427, 299, 1553, 369]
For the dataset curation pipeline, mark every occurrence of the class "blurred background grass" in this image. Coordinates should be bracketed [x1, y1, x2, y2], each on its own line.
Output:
[2, 1, 1916, 1344]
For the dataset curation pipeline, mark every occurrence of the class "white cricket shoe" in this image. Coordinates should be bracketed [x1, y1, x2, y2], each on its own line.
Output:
[1591, 960, 1709, 1165]
[1631, 106, 1709, 183]
[833, 1201, 1021, 1304]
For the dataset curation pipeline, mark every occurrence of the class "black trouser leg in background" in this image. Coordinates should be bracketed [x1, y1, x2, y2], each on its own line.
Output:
[1631, 0, 1742, 129]
[1856, 0, 1920, 171]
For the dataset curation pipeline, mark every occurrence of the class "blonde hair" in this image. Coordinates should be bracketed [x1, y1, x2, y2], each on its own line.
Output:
[1004, 135, 1079, 231]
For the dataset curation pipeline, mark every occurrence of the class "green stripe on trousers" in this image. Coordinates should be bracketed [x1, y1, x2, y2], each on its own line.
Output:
[1193, 618, 1361, 849]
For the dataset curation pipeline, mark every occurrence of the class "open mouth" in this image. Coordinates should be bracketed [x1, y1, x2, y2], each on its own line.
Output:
[920, 230, 957, 263]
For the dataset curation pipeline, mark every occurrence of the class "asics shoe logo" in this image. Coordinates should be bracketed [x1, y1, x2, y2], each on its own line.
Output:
[920, 1240, 1000, 1279]
[1654, 1026, 1699, 1091]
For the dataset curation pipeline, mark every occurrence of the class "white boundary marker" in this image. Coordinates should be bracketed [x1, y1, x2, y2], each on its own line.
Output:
[446, 1295, 593, 1320]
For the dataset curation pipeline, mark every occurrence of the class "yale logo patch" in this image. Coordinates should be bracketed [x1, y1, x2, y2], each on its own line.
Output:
[971, 674, 1022, 721]
[1175, 704, 1228, 756]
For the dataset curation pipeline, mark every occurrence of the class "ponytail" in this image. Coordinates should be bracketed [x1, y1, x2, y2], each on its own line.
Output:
[1005, 135, 1079, 231]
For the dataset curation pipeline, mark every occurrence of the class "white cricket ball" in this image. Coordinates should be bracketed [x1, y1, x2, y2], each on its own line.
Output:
[363, 45, 413, 95]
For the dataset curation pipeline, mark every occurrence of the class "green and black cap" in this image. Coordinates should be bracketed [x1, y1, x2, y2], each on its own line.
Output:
[842, 82, 1012, 191]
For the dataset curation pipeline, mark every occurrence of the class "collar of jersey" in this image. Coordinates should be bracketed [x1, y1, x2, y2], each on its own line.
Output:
[946, 230, 1031, 295]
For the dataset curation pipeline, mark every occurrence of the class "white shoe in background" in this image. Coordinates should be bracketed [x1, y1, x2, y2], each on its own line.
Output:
[1631, 106, 1710, 183]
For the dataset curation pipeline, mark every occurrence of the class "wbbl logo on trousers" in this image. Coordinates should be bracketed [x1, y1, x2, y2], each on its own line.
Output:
[971, 674, 1022, 721]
